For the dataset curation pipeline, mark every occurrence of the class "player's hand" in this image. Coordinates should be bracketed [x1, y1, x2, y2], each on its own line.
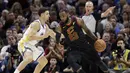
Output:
[108, 6, 115, 14]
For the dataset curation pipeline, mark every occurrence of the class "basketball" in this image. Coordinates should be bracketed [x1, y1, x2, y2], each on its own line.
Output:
[94, 39, 106, 52]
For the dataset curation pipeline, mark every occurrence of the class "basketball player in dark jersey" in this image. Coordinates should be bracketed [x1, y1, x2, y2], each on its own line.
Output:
[58, 8, 110, 73]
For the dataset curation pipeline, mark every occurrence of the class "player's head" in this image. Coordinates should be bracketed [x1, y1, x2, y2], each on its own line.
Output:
[59, 8, 69, 22]
[85, 1, 94, 15]
[38, 7, 50, 22]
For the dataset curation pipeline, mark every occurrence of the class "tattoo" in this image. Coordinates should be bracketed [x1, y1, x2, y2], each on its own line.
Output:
[79, 18, 97, 41]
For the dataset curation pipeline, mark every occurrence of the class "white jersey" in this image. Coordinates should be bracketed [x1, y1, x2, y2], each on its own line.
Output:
[23, 19, 47, 46]
[82, 15, 96, 33]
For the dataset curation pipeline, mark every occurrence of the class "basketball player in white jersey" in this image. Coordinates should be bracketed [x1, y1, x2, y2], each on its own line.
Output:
[14, 7, 60, 73]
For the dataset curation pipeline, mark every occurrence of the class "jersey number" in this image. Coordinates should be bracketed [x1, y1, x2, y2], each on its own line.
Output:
[67, 26, 79, 41]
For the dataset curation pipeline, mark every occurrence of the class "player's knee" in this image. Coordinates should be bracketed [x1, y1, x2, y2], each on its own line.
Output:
[24, 50, 33, 57]
[23, 51, 33, 63]
[24, 56, 33, 63]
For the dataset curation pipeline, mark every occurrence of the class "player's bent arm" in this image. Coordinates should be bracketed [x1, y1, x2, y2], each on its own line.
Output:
[26, 23, 48, 41]
[19, 22, 40, 41]
[18, 22, 40, 49]
[47, 25, 64, 43]
[76, 17, 97, 41]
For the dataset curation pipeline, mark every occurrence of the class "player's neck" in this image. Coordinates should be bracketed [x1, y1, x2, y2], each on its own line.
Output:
[39, 17, 45, 25]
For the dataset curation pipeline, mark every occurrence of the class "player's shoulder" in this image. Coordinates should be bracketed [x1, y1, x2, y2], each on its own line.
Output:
[30, 20, 40, 29]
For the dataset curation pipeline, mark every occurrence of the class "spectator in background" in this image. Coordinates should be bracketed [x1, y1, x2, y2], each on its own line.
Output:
[109, 15, 124, 36]
[108, 38, 130, 73]
[109, 30, 117, 44]
[0, 9, 9, 25]
[50, 0, 66, 20]
[16, 33, 23, 42]
[0, 20, 6, 48]
[1, 35, 19, 73]
[75, 2, 85, 17]
[117, 32, 128, 44]
[14, 15, 27, 32]
[62, 0, 72, 10]
[6, 28, 13, 37]
[11, 26, 17, 36]
[82, 1, 115, 34]
[10, 2, 23, 18]
[45, 37, 64, 61]
[100, 32, 112, 66]
[104, 22, 113, 33]
[123, 4, 130, 18]
[120, 23, 130, 45]
[98, 3, 110, 14]
[3, 12, 15, 31]
[33, 0, 43, 9]
[41, 0, 57, 7]
[44, 57, 60, 73]
[49, 11, 60, 33]
[122, 11, 129, 26]
[29, 4, 39, 23]
[68, 6, 76, 16]
[49, 11, 59, 23]
[0, 0, 8, 12]
[0, 53, 11, 73]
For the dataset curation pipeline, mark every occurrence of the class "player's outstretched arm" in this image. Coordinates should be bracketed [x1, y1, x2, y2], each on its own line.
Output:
[46, 25, 64, 43]
[26, 23, 50, 41]
[76, 17, 97, 41]
[101, 6, 115, 18]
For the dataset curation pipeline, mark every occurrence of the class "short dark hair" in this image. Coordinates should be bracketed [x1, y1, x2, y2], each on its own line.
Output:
[59, 8, 69, 13]
[38, 7, 49, 16]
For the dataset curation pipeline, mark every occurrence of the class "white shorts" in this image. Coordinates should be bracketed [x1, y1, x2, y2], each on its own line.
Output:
[18, 43, 44, 61]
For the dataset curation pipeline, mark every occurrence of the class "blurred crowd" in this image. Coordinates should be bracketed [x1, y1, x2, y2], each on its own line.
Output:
[0, 0, 130, 73]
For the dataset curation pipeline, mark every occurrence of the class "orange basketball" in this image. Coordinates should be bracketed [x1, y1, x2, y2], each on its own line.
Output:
[94, 39, 106, 52]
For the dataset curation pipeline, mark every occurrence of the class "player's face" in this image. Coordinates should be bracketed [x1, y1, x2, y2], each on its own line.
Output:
[59, 11, 68, 22]
[85, 2, 93, 15]
[41, 10, 50, 22]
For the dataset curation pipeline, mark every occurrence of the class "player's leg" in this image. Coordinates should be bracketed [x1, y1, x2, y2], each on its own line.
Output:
[14, 49, 33, 73]
[32, 46, 48, 73]
[33, 55, 48, 73]
[67, 51, 86, 73]
[81, 57, 98, 73]
[83, 44, 109, 73]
